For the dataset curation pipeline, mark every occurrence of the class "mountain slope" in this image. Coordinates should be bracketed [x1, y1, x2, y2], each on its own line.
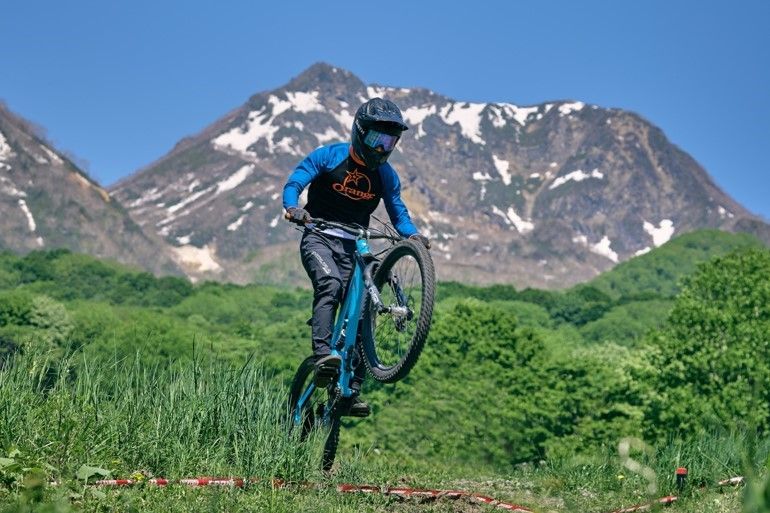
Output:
[0, 103, 180, 274]
[110, 63, 768, 287]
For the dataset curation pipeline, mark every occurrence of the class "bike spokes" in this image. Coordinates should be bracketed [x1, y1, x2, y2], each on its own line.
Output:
[360, 240, 435, 383]
[376, 256, 422, 363]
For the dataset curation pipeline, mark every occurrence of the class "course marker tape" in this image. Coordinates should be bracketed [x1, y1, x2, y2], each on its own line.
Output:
[88, 477, 532, 511]
[609, 495, 677, 513]
[606, 471, 745, 513]
[81, 470, 747, 512]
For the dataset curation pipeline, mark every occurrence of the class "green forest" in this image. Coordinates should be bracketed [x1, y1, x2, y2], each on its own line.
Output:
[1, 229, 770, 512]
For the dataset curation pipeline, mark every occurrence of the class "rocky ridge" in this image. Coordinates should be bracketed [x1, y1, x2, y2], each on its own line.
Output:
[0, 103, 180, 275]
[99, 63, 768, 287]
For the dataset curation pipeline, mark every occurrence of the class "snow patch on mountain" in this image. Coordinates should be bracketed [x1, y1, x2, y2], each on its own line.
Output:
[635, 247, 651, 256]
[506, 207, 534, 234]
[489, 103, 550, 127]
[549, 169, 604, 190]
[18, 199, 35, 230]
[558, 102, 585, 116]
[439, 102, 486, 145]
[492, 155, 511, 185]
[161, 166, 254, 224]
[367, 86, 389, 99]
[487, 106, 507, 128]
[172, 245, 222, 274]
[167, 186, 215, 215]
[269, 91, 325, 116]
[507, 104, 539, 125]
[213, 93, 323, 159]
[332, 109, 355, 132]
[473, 171, 493, 181]
[491, 205, 534, 234]
[212, 108, 274, 158]
[573, 234, 618, 262]
[128, 187, 164, 208]
[218, 165, 254, 193]
[643, 219, 675, 246]
[403, 105, 437, 138]
[0, 131, 14, 161]
[227, 214, 247, 231]
[718, 206, 735, 219]
[0, 176, 26, 197]
[314, 127, 345, 144]
[274, 136, 301, 156]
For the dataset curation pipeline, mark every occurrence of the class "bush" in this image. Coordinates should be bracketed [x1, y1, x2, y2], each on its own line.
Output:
[642, 248, 770, 440]
[0, 291, 34, 327]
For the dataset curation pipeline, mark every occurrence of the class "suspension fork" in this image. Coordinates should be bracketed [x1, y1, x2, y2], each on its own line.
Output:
[362, 258, 410, 318]
[362, 258, 387, 313]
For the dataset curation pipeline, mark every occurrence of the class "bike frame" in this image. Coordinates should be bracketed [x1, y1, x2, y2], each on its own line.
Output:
[293, 233, 378, 425]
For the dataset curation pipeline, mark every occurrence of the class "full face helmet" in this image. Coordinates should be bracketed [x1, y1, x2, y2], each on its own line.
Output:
[351, 98, 409, 169]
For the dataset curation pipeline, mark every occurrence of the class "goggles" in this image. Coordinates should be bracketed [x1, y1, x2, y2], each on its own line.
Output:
[363, 129, 400, 152]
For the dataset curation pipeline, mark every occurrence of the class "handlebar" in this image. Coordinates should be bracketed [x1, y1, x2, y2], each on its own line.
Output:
[286, 214, 401, 241]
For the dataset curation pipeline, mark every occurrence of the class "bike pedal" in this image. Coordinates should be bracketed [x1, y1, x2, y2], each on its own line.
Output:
[313, 369, 338, 388]
[313, 356, 341, 388]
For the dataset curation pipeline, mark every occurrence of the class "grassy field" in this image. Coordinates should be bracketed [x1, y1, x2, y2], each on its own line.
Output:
[0, 350, 766, 513]
[2, 233, 770, 511]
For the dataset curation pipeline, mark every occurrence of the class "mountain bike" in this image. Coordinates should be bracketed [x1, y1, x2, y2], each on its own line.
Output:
[288, 218, 435, 471]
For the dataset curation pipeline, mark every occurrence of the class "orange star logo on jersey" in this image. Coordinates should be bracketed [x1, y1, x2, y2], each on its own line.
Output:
[332, 169, 375, 201]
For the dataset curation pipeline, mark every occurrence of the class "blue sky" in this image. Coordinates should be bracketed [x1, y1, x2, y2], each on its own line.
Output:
[2, 0, 768, 219]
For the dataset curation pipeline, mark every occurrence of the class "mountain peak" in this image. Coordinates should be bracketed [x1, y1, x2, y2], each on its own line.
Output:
[110, 68, 769, 287]
[286, 62, 365, 94]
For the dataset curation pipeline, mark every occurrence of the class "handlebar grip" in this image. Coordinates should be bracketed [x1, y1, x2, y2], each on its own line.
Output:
[285, 211, 316, 225]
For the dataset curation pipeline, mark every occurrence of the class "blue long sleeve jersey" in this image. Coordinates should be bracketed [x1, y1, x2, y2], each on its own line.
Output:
[282, 143, 418, 237]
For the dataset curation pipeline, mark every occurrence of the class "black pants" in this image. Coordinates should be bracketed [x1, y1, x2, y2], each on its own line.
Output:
[300, 231, 366, 388]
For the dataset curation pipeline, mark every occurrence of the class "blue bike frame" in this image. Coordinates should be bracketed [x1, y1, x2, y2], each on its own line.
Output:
[293, 236, 374, 425]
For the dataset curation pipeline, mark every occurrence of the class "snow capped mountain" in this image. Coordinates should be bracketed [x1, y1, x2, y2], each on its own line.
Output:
[0, 103, 180, 274]
[109, 63, 768, 287]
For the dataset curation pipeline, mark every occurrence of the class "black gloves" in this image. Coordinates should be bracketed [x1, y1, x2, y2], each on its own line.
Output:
[409, 233, 431, 249]
[285, 207, 312, 224]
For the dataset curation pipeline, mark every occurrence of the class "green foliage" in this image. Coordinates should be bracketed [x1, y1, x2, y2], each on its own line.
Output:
[548, 285, 614, 326]
[2, 250, 193, 307]
[0, 350, 322, 485]
[579, 299, 673, 346]
[643, 248, 770, 440]
[436, 281, 518, 302]
[0, 235, 768, 490]
[352, 299, 645, 467]
[0, 291, 34, 327]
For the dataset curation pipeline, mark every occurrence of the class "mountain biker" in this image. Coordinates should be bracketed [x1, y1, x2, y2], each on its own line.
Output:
[282, 97, 430, 418]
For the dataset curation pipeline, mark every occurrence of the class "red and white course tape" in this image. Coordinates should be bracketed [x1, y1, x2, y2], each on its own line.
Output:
[89, 477, 533, 511]
[80, 470, 746, 512]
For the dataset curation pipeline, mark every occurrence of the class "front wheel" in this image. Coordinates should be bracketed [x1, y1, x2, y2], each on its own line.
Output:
[288, 356, 341, 471]
[360, 239, 435, 383]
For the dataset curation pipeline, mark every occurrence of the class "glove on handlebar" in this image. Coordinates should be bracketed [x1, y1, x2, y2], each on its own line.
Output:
[409, 233, 431, 249]
[285, 207, 311, 224]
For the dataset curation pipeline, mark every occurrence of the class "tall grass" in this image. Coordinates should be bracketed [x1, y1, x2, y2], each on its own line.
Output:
[0, 349, 323, 483]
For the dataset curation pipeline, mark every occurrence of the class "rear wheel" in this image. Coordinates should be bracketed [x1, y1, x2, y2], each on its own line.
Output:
[288, 356, 341, 471]
[360, 239, 435, 383]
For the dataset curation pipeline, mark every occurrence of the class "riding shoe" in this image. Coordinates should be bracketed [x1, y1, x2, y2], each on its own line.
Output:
[314, 354, 341, 388]
[345, 396, 371, 418]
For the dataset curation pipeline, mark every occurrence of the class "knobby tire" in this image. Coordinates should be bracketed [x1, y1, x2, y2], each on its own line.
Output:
[288, 356, 340, 471]
[360, 239, 435, 383]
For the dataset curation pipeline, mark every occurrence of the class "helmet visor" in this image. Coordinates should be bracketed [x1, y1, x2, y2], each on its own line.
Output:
[363, 129, 400, 152]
